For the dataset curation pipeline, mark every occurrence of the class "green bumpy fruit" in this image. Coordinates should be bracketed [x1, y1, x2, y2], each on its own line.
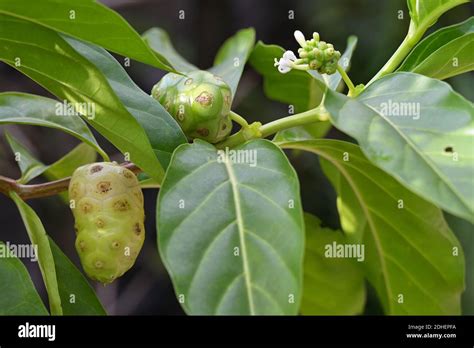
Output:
[69, 162, 145, 284]
[151, 70, 232, 143]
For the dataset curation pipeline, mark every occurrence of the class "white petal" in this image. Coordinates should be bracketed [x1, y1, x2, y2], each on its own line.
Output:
[278, 65, 291, 73]
[283, 50, 297, 61]
[294, 30, 307, 48]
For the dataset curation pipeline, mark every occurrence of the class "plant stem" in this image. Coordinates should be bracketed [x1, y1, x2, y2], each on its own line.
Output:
[229, 111, 249, 128]
[366, 21, 423, 86]
[260, 106, 329, 137]
[0, 162, 142, 200]
[336, 65, 355, 95]
[216, 106, 329, 149]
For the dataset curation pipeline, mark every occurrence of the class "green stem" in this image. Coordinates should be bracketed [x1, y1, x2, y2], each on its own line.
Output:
[229, 111, 249, 128]
[367, 21, 424, 86]
[260, 106, 329, 137]
[336, 65, 355, 95]
[216, 106, 329, 149]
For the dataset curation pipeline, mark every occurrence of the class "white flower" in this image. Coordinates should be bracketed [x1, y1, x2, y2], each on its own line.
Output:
[274, 50, 297, 74]
[294, 30, 307, 48]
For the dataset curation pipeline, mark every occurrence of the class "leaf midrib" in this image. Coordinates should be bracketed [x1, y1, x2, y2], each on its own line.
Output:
[358, 86, 472, 214]
[223, 157, 256, 315]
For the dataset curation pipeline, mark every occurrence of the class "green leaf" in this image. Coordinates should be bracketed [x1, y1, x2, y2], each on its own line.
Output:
[398, 17, 474, 79]
[0, 92, 107, 160]
[407, 0, 469, 30]
[5, 132, 97, 189]
[209, 28, 255, 97]
[49, 238, 106, 315]
[0, 241, 49, 315]
[157, 139, 304, 314]
[10, 192, 63, 315]
[272, 122, 332, 142]
[5, 131, 47, 184]
[0, 0, 175, 72]
[44, 143, 97, 203]
[445, 213, 474, 314]
[63, 36, 187, 169]
[143, 27, 198, 73]
[44, 143, 97, 181]
[323, 72, 474, 222]
[279, 139, 465, 314]
[0, 16, 164, 180]
[301, 213, 365, 315]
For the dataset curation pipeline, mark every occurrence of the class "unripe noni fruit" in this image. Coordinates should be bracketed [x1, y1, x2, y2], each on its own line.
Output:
[151, 70, 232, 143]
[69, 162, 145, 284]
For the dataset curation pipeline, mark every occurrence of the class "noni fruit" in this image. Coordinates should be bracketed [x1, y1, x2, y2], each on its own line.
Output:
[69, 162, 145, 284]
[151, 70, 232, 143]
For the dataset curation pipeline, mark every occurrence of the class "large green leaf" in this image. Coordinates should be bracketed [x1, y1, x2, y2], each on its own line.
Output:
[0, 16, 164, 180]
[63, 36, 187, 169]
[407, 0, 469, 31]
[0, 0, 175, 71]
[445, 213, 474, 314]
[279, 139, 465, 314]
[5, 131, 46, 184]
[0, 242, 49, 315]
[143, 27, 198, 73]
[323, 72, 474, 222]
[301, 213, 365, 315]
[208, 28, 255, 97]
[157, 140, 304, 315]
[0, 92, 107, 160]
[398, 17, 474, 79]
[49, 238, 106, 315]
[10, 192, 62, 315]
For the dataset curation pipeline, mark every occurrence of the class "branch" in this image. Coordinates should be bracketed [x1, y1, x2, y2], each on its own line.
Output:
[215, 106, 329, 149]
[0, 163, 141, 201]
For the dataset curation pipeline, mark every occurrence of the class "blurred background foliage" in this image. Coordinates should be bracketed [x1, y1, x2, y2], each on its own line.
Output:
[0, 0, 472, 315]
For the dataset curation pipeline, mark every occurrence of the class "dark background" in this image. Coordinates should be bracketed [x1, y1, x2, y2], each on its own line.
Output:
[0, 0, 472, 315]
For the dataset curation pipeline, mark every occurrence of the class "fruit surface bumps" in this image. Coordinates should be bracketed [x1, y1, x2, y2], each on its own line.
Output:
[69, 162, 145, 283]
[151, 70, 232, 143]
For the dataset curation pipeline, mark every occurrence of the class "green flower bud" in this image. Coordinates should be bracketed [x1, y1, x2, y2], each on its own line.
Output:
[309, 60, 322, 70]
[295, 32, 342, 75]
[69, 162, 145, 284]
[151, 70, 233, 143]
